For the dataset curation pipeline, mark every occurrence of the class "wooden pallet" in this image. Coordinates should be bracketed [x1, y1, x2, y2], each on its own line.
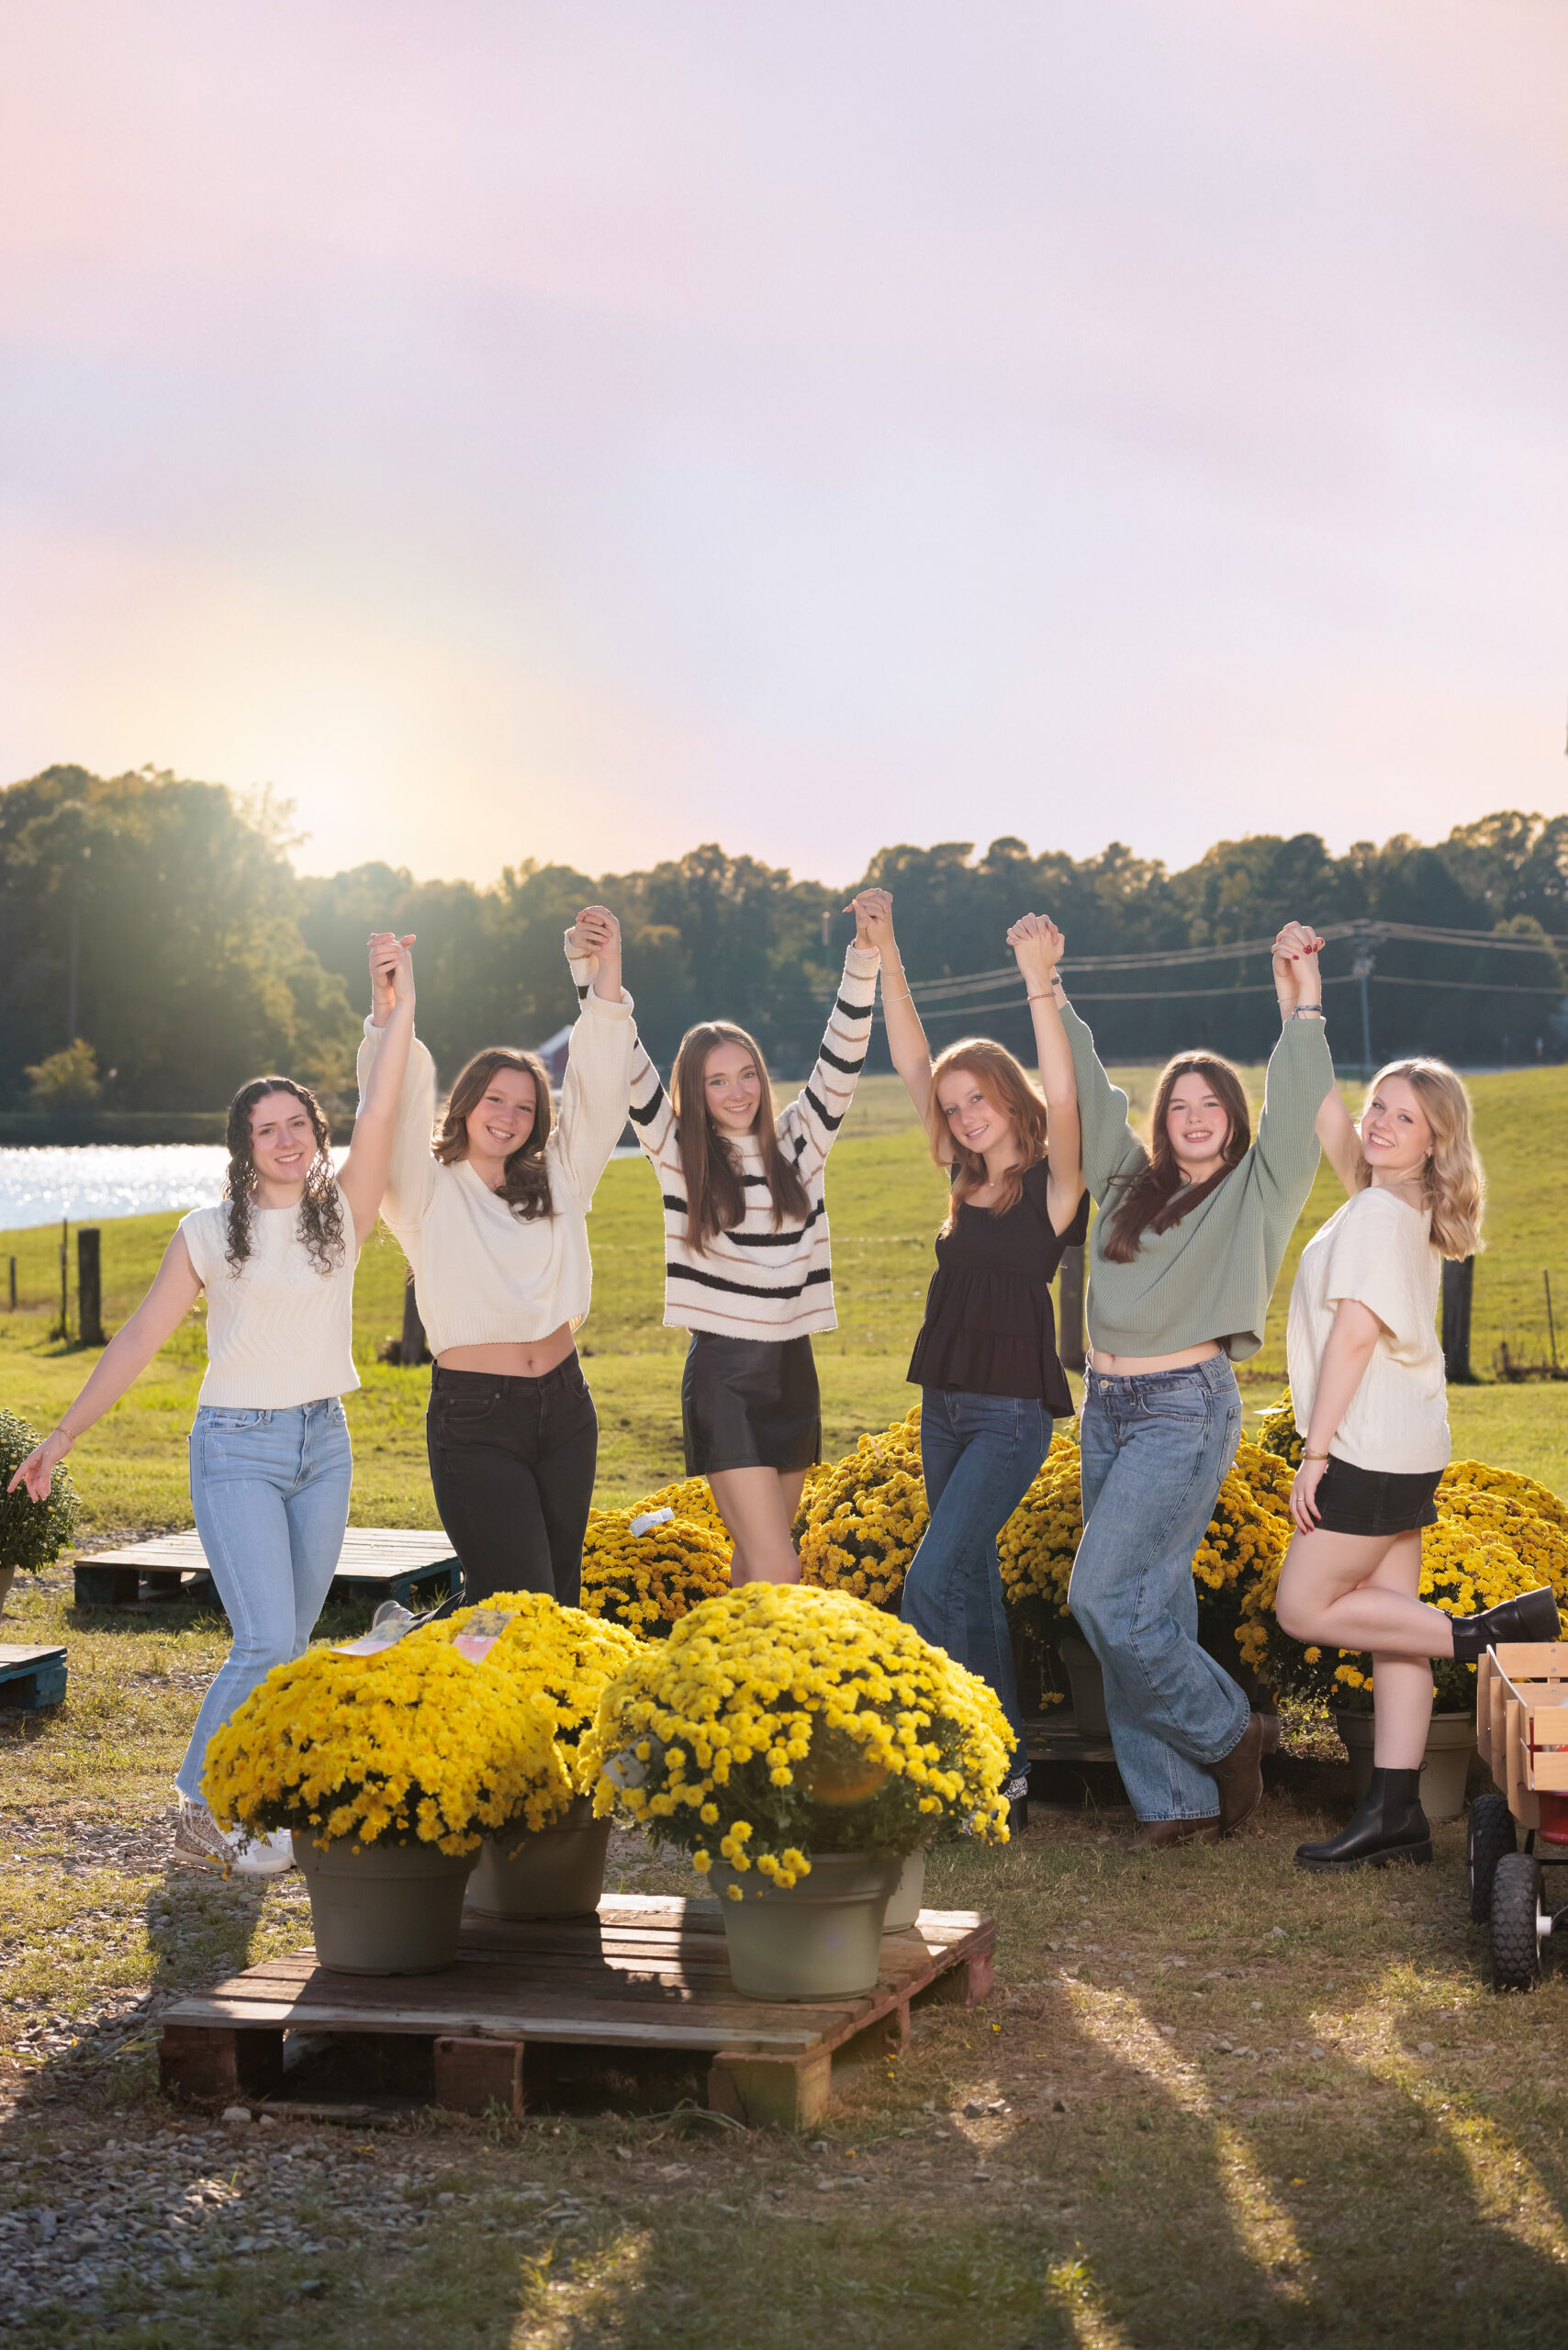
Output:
[159, 1893, 994, 2130]
[73, 1528, 461, 1616]
[0, 1644, 67, 1711]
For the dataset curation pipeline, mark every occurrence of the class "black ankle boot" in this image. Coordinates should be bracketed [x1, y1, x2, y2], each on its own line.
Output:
[1450, 1585, 1562, 1663]
[1295, 1767, 1432, 1873]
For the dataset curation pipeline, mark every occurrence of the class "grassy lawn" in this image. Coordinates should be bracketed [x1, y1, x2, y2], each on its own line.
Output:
[2, 1069, 1566, 2346]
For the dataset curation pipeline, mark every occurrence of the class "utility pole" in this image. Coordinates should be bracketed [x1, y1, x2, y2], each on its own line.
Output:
[1351, 944, 1377, 1075]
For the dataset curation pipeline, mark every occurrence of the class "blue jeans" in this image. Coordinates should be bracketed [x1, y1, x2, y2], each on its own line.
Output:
[175, 1399, 353, 1802]
[1070, 1357, 1248, 1823]
[901, 1390, 1052, 1781]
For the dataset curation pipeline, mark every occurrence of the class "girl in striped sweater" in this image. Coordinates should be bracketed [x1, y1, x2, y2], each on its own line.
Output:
[567, 912, 880, 1583]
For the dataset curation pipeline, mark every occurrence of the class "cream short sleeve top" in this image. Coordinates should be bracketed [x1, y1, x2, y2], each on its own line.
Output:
[178, 1191, 359, 1409]
[1286, 1186, 1448, 1474]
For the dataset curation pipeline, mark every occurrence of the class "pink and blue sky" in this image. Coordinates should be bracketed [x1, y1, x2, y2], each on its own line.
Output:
[3, 1, 1565, 884]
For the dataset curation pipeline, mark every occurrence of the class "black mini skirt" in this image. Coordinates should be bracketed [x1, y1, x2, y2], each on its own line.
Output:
[1314, 1455, 1443, 1538]
[681, 1333, 822, 1476]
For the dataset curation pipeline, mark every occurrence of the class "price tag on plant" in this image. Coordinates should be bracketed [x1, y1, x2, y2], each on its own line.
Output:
[453, 1606, 518, 1662]
[333, 1616, 418, 1659]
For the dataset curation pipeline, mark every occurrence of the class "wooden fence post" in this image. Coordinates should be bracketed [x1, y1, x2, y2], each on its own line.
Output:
[1058, 1244, 1085, 1373]
[1441, 1255, 1474, 1384]
[77, 1227, 105, 1347]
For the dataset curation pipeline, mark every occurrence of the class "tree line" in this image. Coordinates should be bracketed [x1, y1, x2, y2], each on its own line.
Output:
[2, 763, 1564, 1112]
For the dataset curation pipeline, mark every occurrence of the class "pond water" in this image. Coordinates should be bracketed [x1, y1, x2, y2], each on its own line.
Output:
[0, 1140, 644, 1232]
[0, 1146, 231, 1232]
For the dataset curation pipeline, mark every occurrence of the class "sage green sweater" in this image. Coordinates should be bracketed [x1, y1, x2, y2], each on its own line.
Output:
[1061, 1003, 1333, 1362]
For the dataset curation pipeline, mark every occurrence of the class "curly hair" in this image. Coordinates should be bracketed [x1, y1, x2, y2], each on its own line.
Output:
[222, 1077, 345, 1277]
[1355, 1059, 1485, 1260]
[1100, 1052, 1252, 1265]
[433, 1047, 554, 1220]
[927, 1039, 1050, 1229]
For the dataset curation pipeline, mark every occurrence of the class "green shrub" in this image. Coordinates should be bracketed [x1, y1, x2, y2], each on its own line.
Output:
[0, 1409, 81, 1573]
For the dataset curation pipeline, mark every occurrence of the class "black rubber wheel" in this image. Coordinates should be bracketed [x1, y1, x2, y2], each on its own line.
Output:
[1468, 1793, 1517, 1924]
[1490, 1851, 1546, 1992]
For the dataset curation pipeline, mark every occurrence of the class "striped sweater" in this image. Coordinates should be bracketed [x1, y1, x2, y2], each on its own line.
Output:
[565, 936, 879, 1338]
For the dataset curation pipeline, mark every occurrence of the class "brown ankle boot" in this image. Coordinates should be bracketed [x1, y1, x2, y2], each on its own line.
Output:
[1126, 1817, 1221, 1850]
[1212, 1713, 1266, 1834]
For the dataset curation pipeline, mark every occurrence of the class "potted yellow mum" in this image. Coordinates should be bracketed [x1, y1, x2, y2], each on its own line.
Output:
[585, 1584, 1011, 1999]
[203, 1641, 569, 1974]
[407, 1593, 639, 1919]
[578, 1507, 734, 1636]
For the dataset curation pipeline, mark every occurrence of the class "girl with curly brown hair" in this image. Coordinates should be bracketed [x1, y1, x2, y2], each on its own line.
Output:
[9, 936, 418, 1874]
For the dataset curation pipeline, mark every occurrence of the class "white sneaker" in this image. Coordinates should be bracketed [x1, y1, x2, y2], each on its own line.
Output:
[230, 1828, 296, 1878]
[172, 1799, 294, 1877]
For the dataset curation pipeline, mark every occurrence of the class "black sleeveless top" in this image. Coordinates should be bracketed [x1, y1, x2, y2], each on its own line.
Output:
[906, 1160, 1089, 1415]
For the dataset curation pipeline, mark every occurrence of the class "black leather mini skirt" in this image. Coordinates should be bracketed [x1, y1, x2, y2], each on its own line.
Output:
[681, 1332, 822, 1476]
[1314, 1455, 1442, 1537]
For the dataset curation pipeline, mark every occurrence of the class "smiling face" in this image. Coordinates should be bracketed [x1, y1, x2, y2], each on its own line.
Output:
[1359, 1074, 1433, 1180]
[248, 1091, 318, 1190]
[1164, 1073, 1231, 1181]
[936, 1065, 1016, 1162]
[702, 1040, 763, 1136]
[464, 1066, 537, 1162]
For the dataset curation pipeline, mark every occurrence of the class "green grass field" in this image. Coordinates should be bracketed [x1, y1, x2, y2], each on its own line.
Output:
[2, 1069, 1566, 2350]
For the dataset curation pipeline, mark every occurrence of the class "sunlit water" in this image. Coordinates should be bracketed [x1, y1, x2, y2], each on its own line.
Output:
[0, 1141, 644, 1231]
[0, 1146, 231, 1231]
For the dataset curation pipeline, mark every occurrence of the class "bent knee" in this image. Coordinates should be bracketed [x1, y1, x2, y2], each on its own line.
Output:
[1273, 1577, 1318, 1644]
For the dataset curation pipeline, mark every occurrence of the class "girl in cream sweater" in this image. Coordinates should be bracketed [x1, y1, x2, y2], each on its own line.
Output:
[357, 906, 633, 1606]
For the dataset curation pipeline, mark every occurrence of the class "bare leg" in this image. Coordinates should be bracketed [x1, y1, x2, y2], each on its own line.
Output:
[1361, 1533, 1437, 1768]
[709, 1467, 807, 1586]
[1275, 1526, 1454, 1660]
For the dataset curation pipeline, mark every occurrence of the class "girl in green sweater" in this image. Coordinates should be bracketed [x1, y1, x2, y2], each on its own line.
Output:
[1020, 917, 1334, 1846]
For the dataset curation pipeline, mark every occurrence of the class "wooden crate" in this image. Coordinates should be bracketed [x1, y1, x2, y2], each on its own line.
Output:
[0, 1644, 68, 1711]
[73, 1528, 460, 1617]
[159, 1893, 995, 2130]
[1478, 1642, 1568, 1832]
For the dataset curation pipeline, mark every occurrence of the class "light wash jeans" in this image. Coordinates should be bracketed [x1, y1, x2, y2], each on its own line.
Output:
[1069, 1358, 1248, 1824]
[175, 1399, 353, 1802]
[901, 1389, 1052, 1783]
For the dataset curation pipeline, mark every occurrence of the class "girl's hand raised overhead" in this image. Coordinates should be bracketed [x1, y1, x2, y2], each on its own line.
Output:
[845, 890, 892, 955]
[1272, 920, 1325, 1013]
[1006, 912, 1066, 992]
[368, 932, 416, 1024]
[569, 905, 622, 1000]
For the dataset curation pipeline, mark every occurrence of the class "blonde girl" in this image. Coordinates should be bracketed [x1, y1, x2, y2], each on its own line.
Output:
[1279, 1055, 1556, 1870]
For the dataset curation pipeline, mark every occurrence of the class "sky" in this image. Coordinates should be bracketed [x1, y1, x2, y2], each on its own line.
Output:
[2, 0, 1566, 889]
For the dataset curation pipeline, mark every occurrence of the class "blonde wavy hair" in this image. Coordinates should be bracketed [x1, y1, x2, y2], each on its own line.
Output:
[1355, 1058, 1484, 1259]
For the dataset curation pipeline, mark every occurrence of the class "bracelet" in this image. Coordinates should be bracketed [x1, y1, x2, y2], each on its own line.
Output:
[1025, 989, 1057, 1004]
[1290, 1004, 1325, 1019]
[881, 979, 913, 1002]
[1301, 1449, 1330, 1460]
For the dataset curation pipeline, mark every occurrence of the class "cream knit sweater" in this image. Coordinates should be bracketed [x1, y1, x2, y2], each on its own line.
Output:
[356, 990, 635, 1356]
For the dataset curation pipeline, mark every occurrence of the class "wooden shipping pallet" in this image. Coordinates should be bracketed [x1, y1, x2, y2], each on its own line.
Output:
[73, 1528, 460, 1616]
[0, 1644, 67, 1712]
[159, 1893, 995, 2130]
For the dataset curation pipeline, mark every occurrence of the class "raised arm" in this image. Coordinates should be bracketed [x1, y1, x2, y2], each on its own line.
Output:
[846, 889, 942, 1151]
[6, 1235, 204, 1501]
[1054, 995, 1143, 1203]
[356, 931, 437, 1237]
[1271, 922, 1360, 1194]
[1005, 912, 1082, 1231]
[339, 935, 418, 1246]
[548, 905, 636, 1206]
[564, 925, 678, 1181]
[1252, 919, 1335, 1209]
[783, 918, 879, 1178]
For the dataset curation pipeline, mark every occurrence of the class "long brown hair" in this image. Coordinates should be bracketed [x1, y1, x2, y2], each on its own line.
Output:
[1100, 1052, 1251, 1263]
[222, 1077, 344, 1276]
[671, 1021, 812, 1252]
[434, 1047, 554, 1221]
[928, 1039, 1049, 1229]
[1355, 1058, 1485, 1259]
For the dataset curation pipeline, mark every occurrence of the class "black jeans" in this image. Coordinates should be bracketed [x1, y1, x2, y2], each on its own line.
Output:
[426, 1358, 599, 1606]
